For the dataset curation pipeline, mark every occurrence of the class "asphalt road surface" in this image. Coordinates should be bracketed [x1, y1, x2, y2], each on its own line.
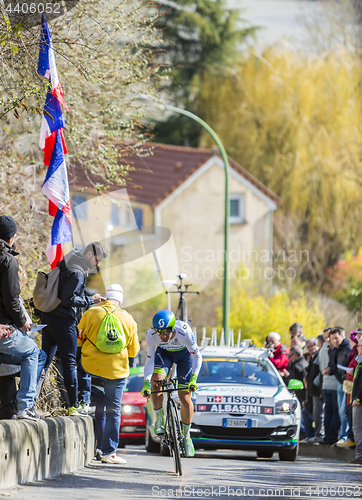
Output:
[1, 447, 361, 500]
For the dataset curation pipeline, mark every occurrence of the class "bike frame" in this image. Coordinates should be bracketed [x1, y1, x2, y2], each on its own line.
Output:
[166, 274, 199, 323]
[151, 378, 184, 476]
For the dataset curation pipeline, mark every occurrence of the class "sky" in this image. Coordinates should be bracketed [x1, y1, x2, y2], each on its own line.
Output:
[227, 0, 325, 49]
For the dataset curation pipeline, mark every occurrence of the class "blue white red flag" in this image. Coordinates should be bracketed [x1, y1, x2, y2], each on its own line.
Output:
[38, 14, 72, 268]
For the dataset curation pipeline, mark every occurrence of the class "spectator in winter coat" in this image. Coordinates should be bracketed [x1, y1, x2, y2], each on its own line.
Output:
[0, 215, 46, 420]
[319, 327, 340, 445]
[288, 346, 308, 405]
[266, 332, 289, 379]
[302, 337, 324, 443]
[41, 242, 108, 416]
[340, 330, 361, 448]
[325, 327, 351, 444]
[349, 337, 362, 464]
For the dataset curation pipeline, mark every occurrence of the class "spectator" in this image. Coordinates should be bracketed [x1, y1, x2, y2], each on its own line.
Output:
[289, 322, 307, 344]
[0, 215, 46, 420]
[77, 283, 139, 464]
[288, 346, 308, 405]
[316, 334, 324, 350]
[134, 339, 146, 367]
[327, 327, 351, 445]
[302, 337, 324, 444]
[290, 334, 303, 349]
[41, 241, 108, 416]
[0, 363, 19, 420]
[319, 327, 340, 445]
[339, 330, 360, 448]
[266, 332, 289, 379]
[349, 337, 362, 464]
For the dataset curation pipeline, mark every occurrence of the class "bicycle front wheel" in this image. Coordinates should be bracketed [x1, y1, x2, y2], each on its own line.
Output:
[167, 399, 183, 476]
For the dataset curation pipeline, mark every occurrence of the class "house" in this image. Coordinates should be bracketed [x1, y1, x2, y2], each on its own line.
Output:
[69, 143, 280, 303]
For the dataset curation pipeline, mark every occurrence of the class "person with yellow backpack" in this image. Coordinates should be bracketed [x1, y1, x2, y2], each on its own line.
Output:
[77, 283, 139, 465]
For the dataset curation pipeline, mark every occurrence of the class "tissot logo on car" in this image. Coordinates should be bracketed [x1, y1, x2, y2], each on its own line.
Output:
[206, 395, 265, 404]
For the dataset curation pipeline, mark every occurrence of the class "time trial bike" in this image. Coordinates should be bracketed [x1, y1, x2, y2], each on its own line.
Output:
[151, 378, 184, 476]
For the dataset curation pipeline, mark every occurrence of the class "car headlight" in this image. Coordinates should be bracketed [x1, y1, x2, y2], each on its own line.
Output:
[121, 404, 142, 414]
[275, 400, 297, 414]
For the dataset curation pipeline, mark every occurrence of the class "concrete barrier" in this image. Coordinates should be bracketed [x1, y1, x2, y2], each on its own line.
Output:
[0, 416, 94, 489]
[299, 442, 355, 462]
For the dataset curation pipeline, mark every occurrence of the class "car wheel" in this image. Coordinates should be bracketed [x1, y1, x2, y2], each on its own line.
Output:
[145, 421, 160, 453]
[279, 443, 299, 462]
[257, 450, 274, 459]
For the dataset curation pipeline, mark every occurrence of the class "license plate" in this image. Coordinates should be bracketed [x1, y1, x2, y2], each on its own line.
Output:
[223, 418, 250, 428]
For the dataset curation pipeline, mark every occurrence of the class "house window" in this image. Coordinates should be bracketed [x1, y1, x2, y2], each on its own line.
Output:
[72, 195, 87, 220]
[229, 194, 245, 224]
[111, 203, 120, 226]
[134, 207, 143, 230]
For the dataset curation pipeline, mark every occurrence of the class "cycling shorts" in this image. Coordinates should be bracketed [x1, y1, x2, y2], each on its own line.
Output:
[153, 346, 192, 391]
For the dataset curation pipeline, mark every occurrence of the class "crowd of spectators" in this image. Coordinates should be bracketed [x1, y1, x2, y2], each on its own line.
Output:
[267, 321, 362, 464]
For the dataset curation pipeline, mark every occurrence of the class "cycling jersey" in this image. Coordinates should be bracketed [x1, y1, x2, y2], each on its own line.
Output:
[144, 320, 202, 382]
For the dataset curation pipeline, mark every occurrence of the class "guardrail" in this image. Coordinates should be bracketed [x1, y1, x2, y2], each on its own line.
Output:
[0, 416, 94, 489]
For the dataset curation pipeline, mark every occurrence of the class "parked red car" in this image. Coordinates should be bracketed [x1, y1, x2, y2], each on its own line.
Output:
[119, 367, 147, 447]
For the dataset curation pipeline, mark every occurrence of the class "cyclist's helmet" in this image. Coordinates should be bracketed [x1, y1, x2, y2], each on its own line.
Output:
[152, 310, 176, 335]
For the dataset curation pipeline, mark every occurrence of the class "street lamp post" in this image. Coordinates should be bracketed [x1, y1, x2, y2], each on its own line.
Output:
[140, 98, 230, 338]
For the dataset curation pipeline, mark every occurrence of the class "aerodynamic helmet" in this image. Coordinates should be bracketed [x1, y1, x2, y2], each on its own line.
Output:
[152, 310, 176, 335]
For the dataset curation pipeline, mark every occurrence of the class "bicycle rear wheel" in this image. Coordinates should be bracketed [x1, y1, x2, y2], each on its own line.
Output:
[167, 399, 183, 476]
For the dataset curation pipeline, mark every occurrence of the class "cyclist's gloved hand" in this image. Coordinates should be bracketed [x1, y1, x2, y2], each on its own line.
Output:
[188, 374, 198, 392]
[141, 380, 151, 397]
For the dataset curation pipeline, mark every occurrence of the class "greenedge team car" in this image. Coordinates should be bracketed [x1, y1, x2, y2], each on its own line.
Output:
[190, 345, 303, 461]
[145, 343, 303, 461]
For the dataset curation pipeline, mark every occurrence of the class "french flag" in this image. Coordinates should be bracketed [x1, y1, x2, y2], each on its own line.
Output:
[38, 14, 72, 268]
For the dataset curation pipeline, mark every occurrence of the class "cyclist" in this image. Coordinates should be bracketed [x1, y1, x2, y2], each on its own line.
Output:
[141, 310, 202, 457]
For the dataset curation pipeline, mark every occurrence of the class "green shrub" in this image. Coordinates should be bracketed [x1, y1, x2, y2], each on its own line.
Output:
[221, 286, 325, 347]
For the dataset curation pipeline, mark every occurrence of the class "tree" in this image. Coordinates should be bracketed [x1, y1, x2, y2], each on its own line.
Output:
[223, 287, 325, 347]
[0, 0, 166, 292]
[150, 0, 256, 146]
[195, 48, 362, 288]
[1, 0, 165, 187]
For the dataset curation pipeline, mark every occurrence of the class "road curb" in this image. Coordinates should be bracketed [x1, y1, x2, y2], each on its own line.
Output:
[0, 416, 94, 489]
[299, 442, 355, 462]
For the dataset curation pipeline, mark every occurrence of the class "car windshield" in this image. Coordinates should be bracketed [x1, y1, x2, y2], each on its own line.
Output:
[198, 358, 280, 386]
[124, 374, 145, 393]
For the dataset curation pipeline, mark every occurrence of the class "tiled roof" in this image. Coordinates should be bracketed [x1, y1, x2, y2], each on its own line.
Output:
[69, 143, 281, 207]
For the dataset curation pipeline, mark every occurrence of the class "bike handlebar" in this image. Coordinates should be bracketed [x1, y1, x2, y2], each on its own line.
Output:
[150, 378, 179, 394]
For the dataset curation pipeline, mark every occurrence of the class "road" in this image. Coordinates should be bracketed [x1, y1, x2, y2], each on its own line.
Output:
[1, 447, 361, 500]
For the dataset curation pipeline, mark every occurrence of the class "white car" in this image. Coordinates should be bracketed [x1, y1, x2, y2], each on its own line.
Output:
[190, 345, 302, 461]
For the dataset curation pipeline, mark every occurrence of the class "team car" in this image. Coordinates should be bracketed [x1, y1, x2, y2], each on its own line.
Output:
[189, 345, 302, 461]
[145, 343, 302, 461]
[119, 366, 147, 447]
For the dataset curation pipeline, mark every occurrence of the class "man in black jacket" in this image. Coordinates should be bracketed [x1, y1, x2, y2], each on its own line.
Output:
[0, 215, 46, 420]
[302, 338, 324, 443]
[327, 327, 351, 444]
[288, 346, 308, 404]
[41, 241, 107, 415]
[349, 337, 362, 464]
